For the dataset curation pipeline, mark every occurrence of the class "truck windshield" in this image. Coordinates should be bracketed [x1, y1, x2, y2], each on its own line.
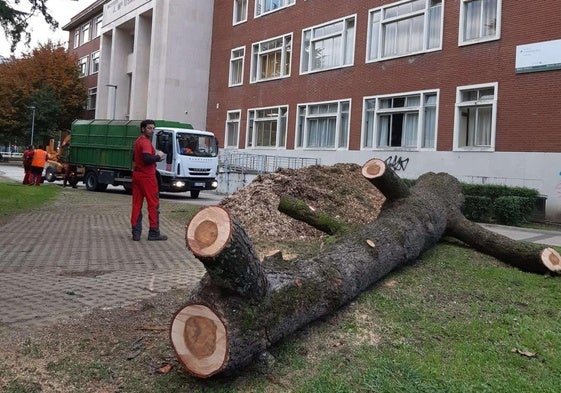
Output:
[177, 133, 218, 157]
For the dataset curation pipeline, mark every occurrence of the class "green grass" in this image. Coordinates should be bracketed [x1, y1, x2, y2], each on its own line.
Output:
[0, 180, 60, 219]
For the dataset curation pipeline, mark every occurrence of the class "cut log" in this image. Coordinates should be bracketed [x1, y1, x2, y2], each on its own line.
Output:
[171, 158, 561, 378]
[446, 211, 561, 274]
[361, 158, 409, 202]
[172, 171, 459, 377]
[185, 206, 269, 299]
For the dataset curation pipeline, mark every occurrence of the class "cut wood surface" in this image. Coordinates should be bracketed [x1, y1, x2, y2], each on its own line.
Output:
[171, 158, 561, 378]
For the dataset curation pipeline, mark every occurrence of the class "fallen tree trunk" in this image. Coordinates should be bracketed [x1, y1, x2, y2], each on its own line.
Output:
[171, 159, 561, 378]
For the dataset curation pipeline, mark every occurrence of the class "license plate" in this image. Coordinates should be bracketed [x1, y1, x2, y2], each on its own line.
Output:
[194, 182, 205, 187]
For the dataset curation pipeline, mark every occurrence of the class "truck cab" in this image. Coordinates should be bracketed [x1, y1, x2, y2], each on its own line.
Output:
[154, 127, 219, 197]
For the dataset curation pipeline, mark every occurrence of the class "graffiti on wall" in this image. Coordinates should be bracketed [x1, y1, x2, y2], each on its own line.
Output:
[384, 155, 410, 172]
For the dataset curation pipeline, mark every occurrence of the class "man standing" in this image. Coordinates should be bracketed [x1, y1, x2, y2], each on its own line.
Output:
[29, 145, 48, 186]
[22, 145, 34, 184]
[131, 119, 167, 241]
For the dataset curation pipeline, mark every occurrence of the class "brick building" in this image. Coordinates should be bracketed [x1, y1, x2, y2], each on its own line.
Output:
[62, 0, 105, 119]
[206, 0, 561, 219]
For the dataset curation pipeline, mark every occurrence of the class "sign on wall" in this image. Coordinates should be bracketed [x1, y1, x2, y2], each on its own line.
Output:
[515, 38, 561, 74]
[104, 0, 151, 25]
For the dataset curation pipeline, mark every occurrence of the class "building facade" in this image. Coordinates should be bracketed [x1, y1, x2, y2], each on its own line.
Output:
[94, 0, 213, 130]
[206, 0, 561, 220]
[63, 0, 105, 119]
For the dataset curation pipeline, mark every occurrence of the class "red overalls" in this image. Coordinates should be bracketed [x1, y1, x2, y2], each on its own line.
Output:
[130, 136, 160, 238]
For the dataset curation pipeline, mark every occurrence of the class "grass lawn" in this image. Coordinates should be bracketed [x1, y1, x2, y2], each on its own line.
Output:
[0, 180, 60, 221]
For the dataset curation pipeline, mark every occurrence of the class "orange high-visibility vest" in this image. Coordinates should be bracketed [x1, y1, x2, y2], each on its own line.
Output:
[31, 149, 48, 167]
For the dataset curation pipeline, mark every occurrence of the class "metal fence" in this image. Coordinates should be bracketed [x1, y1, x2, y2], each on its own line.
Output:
[219, 151, 320, 175]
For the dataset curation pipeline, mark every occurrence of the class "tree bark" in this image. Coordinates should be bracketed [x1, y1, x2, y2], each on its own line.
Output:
[171, 159, 561, 378]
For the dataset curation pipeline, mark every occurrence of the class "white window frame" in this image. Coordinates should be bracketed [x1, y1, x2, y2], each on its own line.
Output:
[301, 15, 356, 74]
[296, 99, 351, 150]
[73, 29, 80, 48]
[90, 51, 100, 75]
[366, 0, 443, 63]
[229, 46, 245, 87]
[459, 0, 501, 46]
[78, 56, 88, 77]
[246, 106, 288, 149]
[453, 82, 498, 151]
[87, 87, 97, 110]
[233, 0, 248, 25]
[251, 33, 292, 83]
[225, 110, 241, 148]
[80, 22, 90, 45]
[362, 89, 439, 151]
[255, 0, 295, 18]
[93, 14, 103, 38]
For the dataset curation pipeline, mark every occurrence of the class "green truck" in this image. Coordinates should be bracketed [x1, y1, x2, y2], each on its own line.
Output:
[65, 119, 219, 198]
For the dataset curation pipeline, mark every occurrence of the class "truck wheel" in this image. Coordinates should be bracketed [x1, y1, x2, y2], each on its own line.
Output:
[45, 166, 57, 182]
[190, 190, 200, 199]
[85, 171, 98, 191]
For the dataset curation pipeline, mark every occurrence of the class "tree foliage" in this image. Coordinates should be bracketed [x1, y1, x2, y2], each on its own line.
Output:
[0, 0, 57, 52]
[0, 41, 86, 146]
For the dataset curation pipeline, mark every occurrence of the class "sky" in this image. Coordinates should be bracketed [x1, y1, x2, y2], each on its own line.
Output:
[0, 0, 97, 58]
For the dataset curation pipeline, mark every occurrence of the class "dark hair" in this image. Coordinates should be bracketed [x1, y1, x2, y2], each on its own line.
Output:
[27, 145, 33, 150]
[140, 119, 155, 132]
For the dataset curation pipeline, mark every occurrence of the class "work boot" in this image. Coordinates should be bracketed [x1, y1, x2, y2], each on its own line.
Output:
[132, 234, 141, 241]
[148, 228, 167, 241]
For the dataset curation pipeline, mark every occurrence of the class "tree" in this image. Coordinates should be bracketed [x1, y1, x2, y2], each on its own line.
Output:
[0, 0, 57, 52]
[0, 41, 86, 146]
[170, 159, 560, 378]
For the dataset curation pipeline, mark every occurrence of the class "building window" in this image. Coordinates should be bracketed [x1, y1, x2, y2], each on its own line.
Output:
[301, 15, 356, 74]
[93, 14, 103, 38]
[90, 51, 100, 74]
[362, 90, 438, 150]
[247, 106, 288, 148]
[255, 0, 295, 17]
[296, 100, 350, 149]
[459, 0, 501, 45]
[229, 47, 245, 86]
[73, 29, 80, 48]
[251, 34, 291, 82]
[225, 110, 241, 148]
[454, 83, 498, 151]
[367, 0, 442, 62]
[87, 87, 97, 110]
[80, 23, 90, 45]
[78, 56, 88, 77]
[233, 0, 248, 24]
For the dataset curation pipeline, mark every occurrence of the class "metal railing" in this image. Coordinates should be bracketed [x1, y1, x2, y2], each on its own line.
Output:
[219, 151, 320, 174]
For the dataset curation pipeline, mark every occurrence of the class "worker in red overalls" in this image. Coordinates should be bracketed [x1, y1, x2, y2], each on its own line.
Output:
[130, 119, 167, 241]
[30, 145, 48, 186]
[22, 145, 34, 184]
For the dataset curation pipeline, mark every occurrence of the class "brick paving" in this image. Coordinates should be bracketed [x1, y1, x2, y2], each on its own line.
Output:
[0, 184, 208, 327]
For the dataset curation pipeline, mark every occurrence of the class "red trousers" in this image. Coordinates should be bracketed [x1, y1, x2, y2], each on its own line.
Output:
[131, 172, 160, 233]
[23, 166, 33, 185]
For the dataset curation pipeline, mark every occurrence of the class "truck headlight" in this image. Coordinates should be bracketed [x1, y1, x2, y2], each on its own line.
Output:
[211, 180, 218, 188]
[175, 181, 186, 188]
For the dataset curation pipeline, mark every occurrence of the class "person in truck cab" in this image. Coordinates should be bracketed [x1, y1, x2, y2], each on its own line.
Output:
[131, 119, 167, 241]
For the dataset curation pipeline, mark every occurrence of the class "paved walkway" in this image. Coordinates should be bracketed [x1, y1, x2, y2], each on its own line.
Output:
[1, 163, 561, 328]
[0, 164, 219, 327]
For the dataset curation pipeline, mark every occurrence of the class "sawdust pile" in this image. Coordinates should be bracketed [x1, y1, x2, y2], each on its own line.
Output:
[219, 163, 385, 241]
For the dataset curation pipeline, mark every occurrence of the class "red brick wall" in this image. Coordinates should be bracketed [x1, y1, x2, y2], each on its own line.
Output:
[207, 0, 561, 152]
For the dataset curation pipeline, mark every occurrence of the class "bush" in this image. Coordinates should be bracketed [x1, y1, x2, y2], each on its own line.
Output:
[463, 196, 493, 222]
[493, 196, 535, 226]
[461, 184, 539, 226]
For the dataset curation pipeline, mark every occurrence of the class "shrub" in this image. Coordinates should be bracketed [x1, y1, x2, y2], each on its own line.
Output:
[493, 196, 535, 226]
[463, 196, 493, 222]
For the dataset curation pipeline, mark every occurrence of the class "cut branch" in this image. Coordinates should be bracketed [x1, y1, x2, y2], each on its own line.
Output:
[446, 211, 561, 274]
[361, 158, 410, 202]
[278, 195, 346, 235]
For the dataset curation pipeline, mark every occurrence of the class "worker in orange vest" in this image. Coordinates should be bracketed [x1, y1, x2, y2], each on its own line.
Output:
[30, 145, 48, 186]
